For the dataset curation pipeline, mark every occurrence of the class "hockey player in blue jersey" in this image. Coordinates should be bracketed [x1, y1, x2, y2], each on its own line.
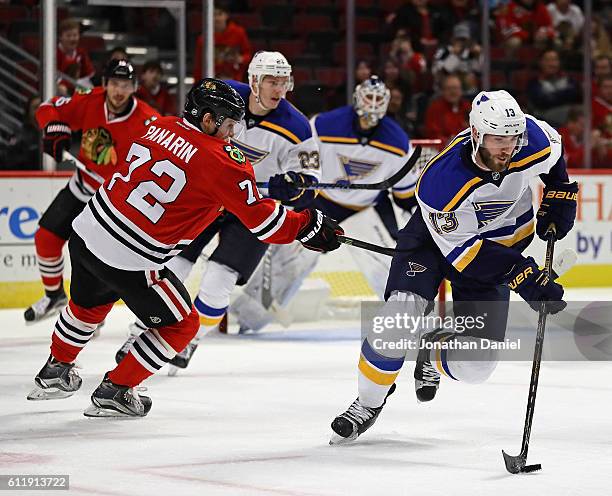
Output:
[232, 76, 422, 332]
[330, 90, 578, 444]
[115, 51, 320, 367]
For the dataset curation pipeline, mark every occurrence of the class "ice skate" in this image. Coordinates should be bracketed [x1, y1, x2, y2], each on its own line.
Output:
[330, 383, 396, 445]
[414, 330, 443, 402]
[27, 355, 82, 400]
[114, 321, 147, 364]
[167, 340, 198, 376]
[84, 374, 152, 418]
[23, 291, 67, 324]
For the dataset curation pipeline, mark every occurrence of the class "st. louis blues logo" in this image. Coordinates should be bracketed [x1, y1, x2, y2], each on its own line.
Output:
[336, 155, 381, 182]
[406, 262, 427, 277]
[473, 201, 515, 228]
[230, 138, 269, 165]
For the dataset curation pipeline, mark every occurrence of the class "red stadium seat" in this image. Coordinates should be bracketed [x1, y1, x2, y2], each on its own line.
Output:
[292, 66, 312, 84]
[510, 70, 534, 92]
[315, 67, 346, 87]
[274, 40, 307, 60]
[20, 34, 40, 57]
[231, 13, 261, 30]
[79, 36, 106, 53]
[334, 43, 374, 65]
[0, 5, 29, 23]
[292, 15, 333, 33]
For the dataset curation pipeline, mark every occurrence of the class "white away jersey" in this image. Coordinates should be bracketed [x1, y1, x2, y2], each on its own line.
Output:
[416, 115, 567, 283]
[310, 105, 417, 209]
[227, 81, 320, 193]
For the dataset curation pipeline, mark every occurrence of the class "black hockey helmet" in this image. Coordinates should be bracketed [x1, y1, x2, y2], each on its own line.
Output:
[103, 59, 136, 85]
[183, 78, 245, 133]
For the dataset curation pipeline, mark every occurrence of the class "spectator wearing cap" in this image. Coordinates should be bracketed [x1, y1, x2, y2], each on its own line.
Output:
[423, 74, 470, 144]
[432, 23, 481, 97]
[192, 0, 252, 81]
[57, 18, 96, 95]
[136, 60, 176, 116]
[527, 49, 580, 127]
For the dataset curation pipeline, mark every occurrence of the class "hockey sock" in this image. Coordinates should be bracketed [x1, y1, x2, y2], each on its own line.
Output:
[35, 227, 67, 294]
[109, 310, 198, 387]
[51, 300, 113, 363]
[357, 338, 405, 408]
[195, 261, 239, 332]
[431, 334, 499, 384]
[164, 255, 194, 283]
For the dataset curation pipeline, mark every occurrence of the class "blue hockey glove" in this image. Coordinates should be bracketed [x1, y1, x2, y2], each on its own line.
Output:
[507, 257, 566, 314]
[536, 181, 578, 241]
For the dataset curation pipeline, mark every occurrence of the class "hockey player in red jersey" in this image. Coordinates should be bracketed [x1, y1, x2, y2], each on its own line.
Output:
[25, 59, 160, 323]
[27, 78, 343, 417]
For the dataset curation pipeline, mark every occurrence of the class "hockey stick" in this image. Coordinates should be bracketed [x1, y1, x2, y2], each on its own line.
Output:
[502, 224, 557, 474]
[337, 235, 399, 257]
[61, 150, 105, 184]
[256, 145, 422, 190]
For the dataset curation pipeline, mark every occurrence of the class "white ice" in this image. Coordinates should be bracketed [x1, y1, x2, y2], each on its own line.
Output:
[1, 288, 612, 496]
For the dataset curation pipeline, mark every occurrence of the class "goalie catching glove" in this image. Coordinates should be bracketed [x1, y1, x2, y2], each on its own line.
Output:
[42, 121, 72, 161]
[297, 209, 343, 253]
[536, 181, 578, 241]
[507, 257, 566, 314]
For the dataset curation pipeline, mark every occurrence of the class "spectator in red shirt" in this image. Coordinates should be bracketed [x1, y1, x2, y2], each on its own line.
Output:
[592, 75, 612, 137]
[192, 1, 252, 81]
[57, 18, 96, 95]
[136, 60, 176, 116]
[423, 74, 470, 144]
[495, 0, 555, 51]
[559, 106, 611, 168]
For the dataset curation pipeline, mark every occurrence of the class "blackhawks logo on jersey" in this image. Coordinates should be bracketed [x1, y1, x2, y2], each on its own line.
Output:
[75, 87, 93, 95]
[224, 144, 246, 165]
[82, 127, 117, 166]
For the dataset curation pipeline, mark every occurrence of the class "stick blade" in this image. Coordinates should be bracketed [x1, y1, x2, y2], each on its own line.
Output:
[522, 464, 542, 473]
[502, 450, 525, 474]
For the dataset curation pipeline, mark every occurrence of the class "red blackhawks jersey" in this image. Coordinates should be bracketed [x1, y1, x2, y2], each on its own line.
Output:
[36, 87, 160, 201]
[72, 116, 310, 270]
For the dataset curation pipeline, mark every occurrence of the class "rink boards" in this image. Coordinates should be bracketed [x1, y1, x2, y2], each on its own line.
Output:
[1, 169, 611, 308]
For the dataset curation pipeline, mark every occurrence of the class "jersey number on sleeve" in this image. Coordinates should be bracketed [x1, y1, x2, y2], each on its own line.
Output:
[298, 151, 320, 170]
[107, 143, 186, 223]
[238, 179, 261, 205]
[428, 212, 458, 235]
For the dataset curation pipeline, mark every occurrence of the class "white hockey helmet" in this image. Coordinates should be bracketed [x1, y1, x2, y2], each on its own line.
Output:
[469, 90, 527, 162]
[353, 75, 390, 127]
[247, 51, 294, 92]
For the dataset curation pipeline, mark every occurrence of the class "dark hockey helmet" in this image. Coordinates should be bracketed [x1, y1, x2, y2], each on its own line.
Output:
[183, 78, 245, 133]
[103, 59, 136, 88]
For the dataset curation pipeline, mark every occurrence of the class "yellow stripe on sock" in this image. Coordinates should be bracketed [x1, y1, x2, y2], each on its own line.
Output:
[358, 355, 399, 386]
[199, 315, 224, 327]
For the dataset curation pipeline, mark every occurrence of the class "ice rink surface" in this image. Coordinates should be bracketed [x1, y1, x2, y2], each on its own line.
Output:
[1, 288, 612, 496]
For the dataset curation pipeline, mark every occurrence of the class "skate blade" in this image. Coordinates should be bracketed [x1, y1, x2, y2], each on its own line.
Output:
[27, 386, 75, 401]
[83, 405, 140, 418]
[167, 365, 179, 377]
[24, 310, 61, 327]
[329, 432, 358, 446]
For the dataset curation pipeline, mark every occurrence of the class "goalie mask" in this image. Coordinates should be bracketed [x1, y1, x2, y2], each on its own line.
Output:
[469, 90, 527, 165]
[353, 76, 390, 128]
[248, 51, 294, 110]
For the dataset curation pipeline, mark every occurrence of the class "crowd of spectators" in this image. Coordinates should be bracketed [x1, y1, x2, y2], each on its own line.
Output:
[0, 0, 609, 170]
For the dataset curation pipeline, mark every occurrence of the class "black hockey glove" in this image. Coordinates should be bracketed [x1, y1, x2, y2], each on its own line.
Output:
[507, 257, 566, 314]
[267, 171, 318, 203]
[42, 121, 71, 161]
[298, 209, 344, 253]
[536, 181, 578, 241]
